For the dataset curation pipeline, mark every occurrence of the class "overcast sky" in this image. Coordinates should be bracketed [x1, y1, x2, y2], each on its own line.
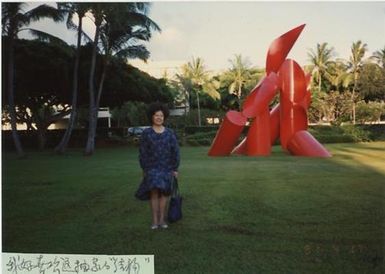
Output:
[20, 1, 385, 71]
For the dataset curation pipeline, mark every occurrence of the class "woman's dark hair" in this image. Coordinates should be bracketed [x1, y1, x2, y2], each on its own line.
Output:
[147, 102, 170, 123]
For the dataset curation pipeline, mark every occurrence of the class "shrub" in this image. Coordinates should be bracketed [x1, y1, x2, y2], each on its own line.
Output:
[185, 126, 219, 135]
[185, 138, 213, 146]
[110, 101, 148, 127]
[184, 131, 218, 146]
[341, 125, 371, 142]
[360, 124, 385, 141]
[308, 126, 351, 143]
[356, 101, 385, 124]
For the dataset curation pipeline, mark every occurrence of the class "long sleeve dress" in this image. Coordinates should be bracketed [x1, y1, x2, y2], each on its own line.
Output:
[135, 127, 180, 200]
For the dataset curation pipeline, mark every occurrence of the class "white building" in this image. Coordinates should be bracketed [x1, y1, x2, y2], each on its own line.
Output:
[2, 107, 112, 130]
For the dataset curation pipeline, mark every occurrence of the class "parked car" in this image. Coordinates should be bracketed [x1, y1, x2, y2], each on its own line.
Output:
[127, 126, 150, 139]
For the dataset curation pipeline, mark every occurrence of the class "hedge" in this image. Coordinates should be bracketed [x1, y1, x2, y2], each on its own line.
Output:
[2, 124, 384, 150]
[183, 124, 385, 146]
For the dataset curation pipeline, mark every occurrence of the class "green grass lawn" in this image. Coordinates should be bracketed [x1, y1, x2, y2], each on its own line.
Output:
[2, 142, 385, 273]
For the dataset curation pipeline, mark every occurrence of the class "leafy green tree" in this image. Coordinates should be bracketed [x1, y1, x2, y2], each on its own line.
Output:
[355, 100, 385, 124]
[175, 73, 194, 116]
[220, 54, 254, 98]
[357, 62, 385, 102]
[372, 46, 385, 69]
[179, 57, 220, 126]
[348, 40, 368, 124]
[325, 59, 352, 92]
[102, 58, 173, 107]
[220, 92, 240, 111]
[320, 59, 353, 124]
[110, 101, 148, 127]
[242, 67, 265, 97]
[307, 43, 335, 94]
[219, 59, 263, 111]
[2, 2, 63, 156]
[2, 38, 173, 149]
[2, 39, 72, 149]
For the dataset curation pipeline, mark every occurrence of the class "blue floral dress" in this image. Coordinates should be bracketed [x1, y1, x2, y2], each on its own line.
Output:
[135, 127, 180, 200]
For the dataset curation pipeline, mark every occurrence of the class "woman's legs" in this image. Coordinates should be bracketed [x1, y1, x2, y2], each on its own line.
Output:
[150, 189, 160, 226]
[159, 194, 168, 225]
[150, 189, 169, 228]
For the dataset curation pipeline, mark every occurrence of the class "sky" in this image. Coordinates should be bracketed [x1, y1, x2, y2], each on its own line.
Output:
[19, 1, 385, 75]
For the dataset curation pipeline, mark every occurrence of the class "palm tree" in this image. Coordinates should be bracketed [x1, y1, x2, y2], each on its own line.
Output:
[324, 59, 353, 123]
[348, 40, 367, 124]
[372, 46, 385, 69]
[55, 2, 90, 154]
[2, 3, 63, 157]
[325, 59, 352, 92]
[307, 43, 335, 94]
[180, 57, 220, 126]
[84, 3, 161, 155]
[222, 54, 253, 98]
[83, 3, 107, 156]
[97, 3, 160, 107]
[175, 73, 193, 118]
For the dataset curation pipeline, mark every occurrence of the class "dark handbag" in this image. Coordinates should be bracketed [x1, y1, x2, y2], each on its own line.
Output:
[168, 177, 182, 223]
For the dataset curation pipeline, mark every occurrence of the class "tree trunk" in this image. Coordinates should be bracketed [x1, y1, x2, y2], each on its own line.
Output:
[196, 90, 201, 127]
[180, 89, 188, 141]
[7, 36, 25, 157]
[55, 16, 83, 154]
[84, 105, 98, 156]
[36, 125, 47, 151]
[184, 89, 189, 125]
[84, 60, 108, 155]
[184, 94, 188, 116]
[84, 22, 101, 156]
[238, 84, 242, 98]
[352, 90, 356, 125]
[352, 74, 357, 125]
[96, 62, 107, 108]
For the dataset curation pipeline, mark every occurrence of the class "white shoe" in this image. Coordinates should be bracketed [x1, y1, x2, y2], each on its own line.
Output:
[159, 223, 168, 229]
[151, 224, 159, 230]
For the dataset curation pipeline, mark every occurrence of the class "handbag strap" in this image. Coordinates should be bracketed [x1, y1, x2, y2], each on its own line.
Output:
[171, 177, 180, 197]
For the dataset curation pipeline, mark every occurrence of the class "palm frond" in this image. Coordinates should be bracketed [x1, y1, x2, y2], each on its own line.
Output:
[99, 32, 109, 55]
[134, 2, 151, 14]
[2, 2, 25, 20]
[82, 32, 93, 44]
[131, 27, 152, 41]
[24, 4, 64, 24]
[66, 15, 78, 31]
[109, 28, 151, 53]
[371, 46, 385, 67]
[115, 45, 150, 61]
[122, 12, 161, 33]
[203, 82, 221, 100]
[27, 29, 68, 47]
[229, 82, 236, 94]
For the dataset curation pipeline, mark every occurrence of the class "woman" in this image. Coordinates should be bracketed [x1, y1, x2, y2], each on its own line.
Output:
[136, 102, 180, 230]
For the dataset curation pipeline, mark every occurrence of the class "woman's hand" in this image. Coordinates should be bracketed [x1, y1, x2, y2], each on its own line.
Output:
[173, 171, 178, 178]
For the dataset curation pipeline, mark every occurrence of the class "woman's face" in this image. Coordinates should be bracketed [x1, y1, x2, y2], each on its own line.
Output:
[152, 110, 164, 126]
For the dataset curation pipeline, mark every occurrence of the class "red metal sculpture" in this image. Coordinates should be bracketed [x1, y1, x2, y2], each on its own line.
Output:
[208, 24, 331, 158]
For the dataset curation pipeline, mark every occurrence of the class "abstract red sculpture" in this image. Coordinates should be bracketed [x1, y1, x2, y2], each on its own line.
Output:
[208, 24, 331, 157]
